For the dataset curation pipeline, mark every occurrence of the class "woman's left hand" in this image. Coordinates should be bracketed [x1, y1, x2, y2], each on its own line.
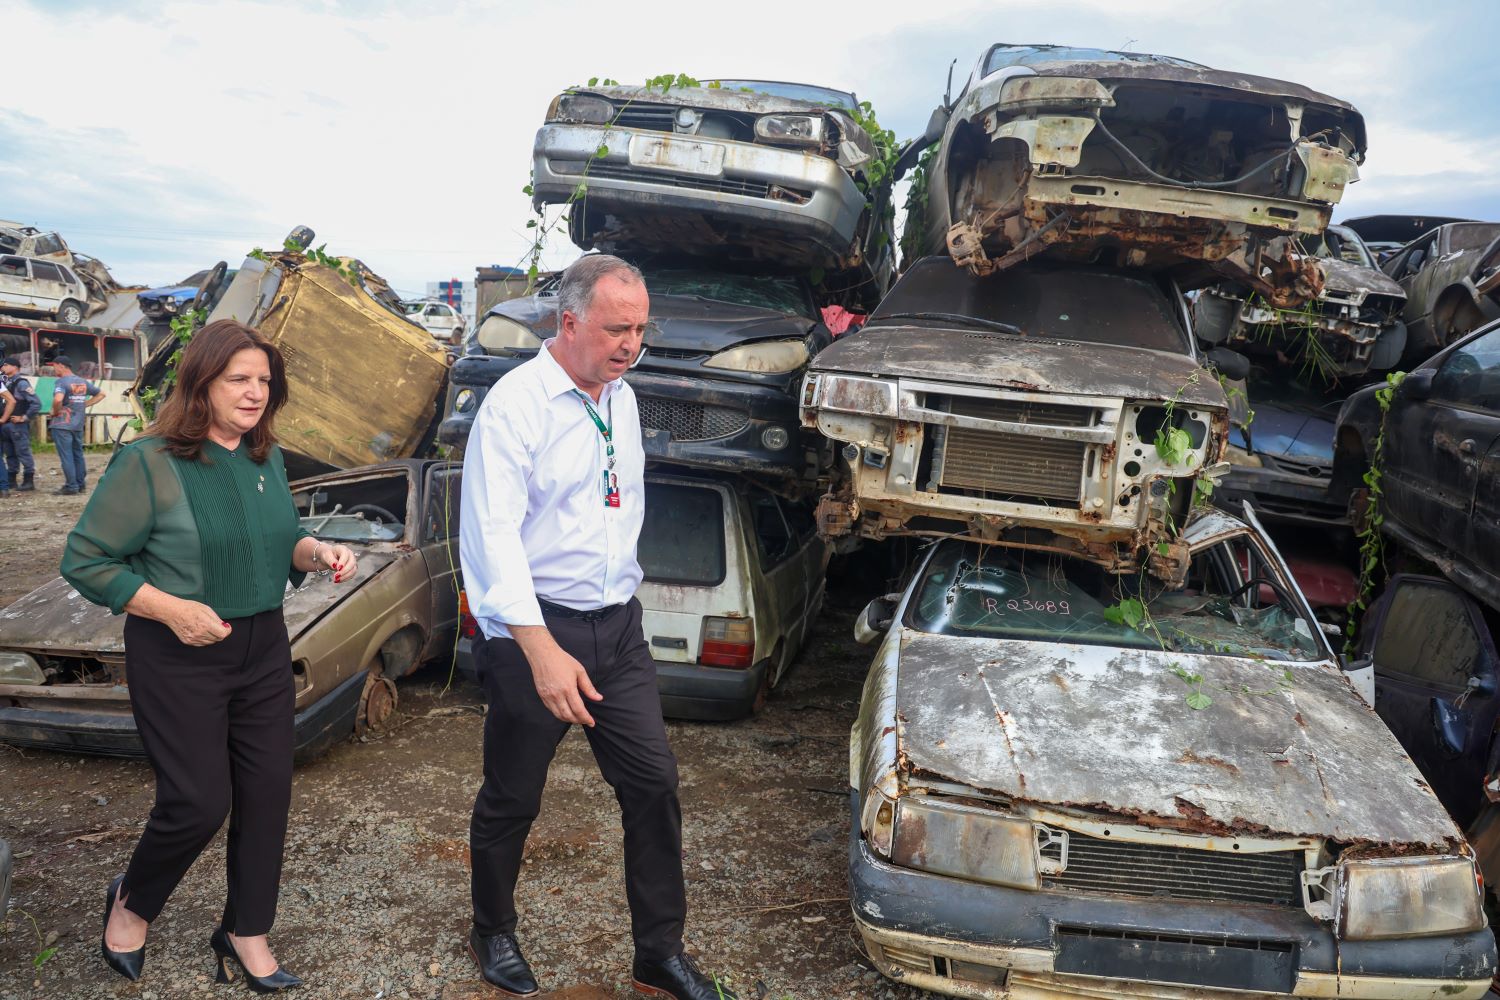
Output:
[322, 543, 359, 584]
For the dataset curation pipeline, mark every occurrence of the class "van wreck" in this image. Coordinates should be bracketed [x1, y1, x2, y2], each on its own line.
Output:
[137, 233, 449, 477]
[849, 508, 1495, 999]
[902, 45, 1366, 307]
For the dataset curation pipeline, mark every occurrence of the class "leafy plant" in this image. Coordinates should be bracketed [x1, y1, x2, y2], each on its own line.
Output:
[848, 100, 899, 197]
[129, 306, 206, 429]
[898, 142, 938, 265]
[1170, 662, 1212, 710]
[1343, 371, 1406, 654]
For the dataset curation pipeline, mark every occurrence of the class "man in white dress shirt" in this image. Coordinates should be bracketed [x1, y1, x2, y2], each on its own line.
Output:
[459, 255, 737, 1000]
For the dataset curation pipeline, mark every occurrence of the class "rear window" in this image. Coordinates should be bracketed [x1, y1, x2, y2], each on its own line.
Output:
[1448, 223, 1500, 253]
[872, 259, 1188, 353]
[639, 482, 725, 586]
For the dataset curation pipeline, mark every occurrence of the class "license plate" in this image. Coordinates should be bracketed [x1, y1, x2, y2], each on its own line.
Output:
[629, 135, 724, 177]
[641, 427, 672, 455]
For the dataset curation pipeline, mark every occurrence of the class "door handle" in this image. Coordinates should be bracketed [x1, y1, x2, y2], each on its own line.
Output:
[1459, 439, 1477, 456]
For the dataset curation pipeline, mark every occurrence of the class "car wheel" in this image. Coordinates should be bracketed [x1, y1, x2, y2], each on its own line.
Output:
[356, 670, 398, 735]
[57, 300, 84, 325]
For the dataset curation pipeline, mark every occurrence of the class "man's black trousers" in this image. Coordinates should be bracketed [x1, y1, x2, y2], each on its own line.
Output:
[120, 608, 294, 936]
[470, 597, 686, 960]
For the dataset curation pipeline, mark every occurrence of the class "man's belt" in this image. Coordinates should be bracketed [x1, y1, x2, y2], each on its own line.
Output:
[538, 598, 624, 622]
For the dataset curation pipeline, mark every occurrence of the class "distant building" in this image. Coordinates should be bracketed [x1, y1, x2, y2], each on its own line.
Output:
[425, 279, 476, 323]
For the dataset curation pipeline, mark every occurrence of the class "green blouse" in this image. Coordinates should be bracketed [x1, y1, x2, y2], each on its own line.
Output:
[61, 438, 312, 618]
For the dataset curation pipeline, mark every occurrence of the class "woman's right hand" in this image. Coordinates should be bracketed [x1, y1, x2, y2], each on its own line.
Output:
[166, 599, 232, 646]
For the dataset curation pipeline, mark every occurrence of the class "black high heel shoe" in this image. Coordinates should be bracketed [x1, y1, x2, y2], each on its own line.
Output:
[100, 874, 145, 981]
[210, 926, 302, 993]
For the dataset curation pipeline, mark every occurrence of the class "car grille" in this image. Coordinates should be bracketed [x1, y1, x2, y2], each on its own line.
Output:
[1042, 830, 1305, 907]
[581, 161, 778, 201]
[935, 398, 1095, 503]
[611, 107, 678, 131]
[637, 396, 749, 442]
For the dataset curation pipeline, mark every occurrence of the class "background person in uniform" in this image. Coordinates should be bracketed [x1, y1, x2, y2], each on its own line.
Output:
[0, 377, 13, 498]
[1, 356, 38, 493]
[460, 254, 738, 1000]
[48, 354, 104, 495]
[60, 320, 358, 991]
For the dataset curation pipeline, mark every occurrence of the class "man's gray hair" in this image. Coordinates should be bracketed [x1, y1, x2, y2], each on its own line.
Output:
[557, 254, 644, 326]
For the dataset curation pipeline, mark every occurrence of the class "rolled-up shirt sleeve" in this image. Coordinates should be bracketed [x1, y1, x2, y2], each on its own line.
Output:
[60, 446, 155, 614]
[460, 387, 544, 635]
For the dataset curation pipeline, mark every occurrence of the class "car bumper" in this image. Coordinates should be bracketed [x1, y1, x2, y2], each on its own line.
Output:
[455, 637, 768, 721]
[630, 369, 805, 480]
[0, 670, 367, 762]
[532, 124, 866, 262]
[848, 795, 1495, 1000]
[1219, 466, 1345, 527]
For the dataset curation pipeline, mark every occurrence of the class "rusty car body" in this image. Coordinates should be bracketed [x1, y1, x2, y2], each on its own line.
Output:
[900, 45, 1365, 306]
[1333, 318, 1500, 613]
[848, 507, 1494, 999]
[800, 257, 1232, 575]
[1378, 221, 1500, 364]
[0, 461, 462, 761]
[140, 239, 450, 478]
[440, 255, 833, 487]
[532, 80, 894, 307]
[1193, 225, 1407, 376]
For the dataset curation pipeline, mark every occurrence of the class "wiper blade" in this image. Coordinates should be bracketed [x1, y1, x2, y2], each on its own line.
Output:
[875, 312, 1026, 337]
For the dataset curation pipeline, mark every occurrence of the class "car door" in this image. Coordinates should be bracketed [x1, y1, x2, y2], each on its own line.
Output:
[1362, 574, 1500, 827]
[747, 488, 805, 675]
[0, 256, 36, 312]
[1432, 328, 1500, 592]
[421, 464, 463, 644]
[27, 260, 68, 314]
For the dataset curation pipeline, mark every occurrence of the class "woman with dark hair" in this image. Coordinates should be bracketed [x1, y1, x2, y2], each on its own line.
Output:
[61, 319, 359, 992]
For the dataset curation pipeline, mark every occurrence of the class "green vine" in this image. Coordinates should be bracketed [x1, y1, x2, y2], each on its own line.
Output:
[130, 306, 205, 429]
[848, 100, 899, 198]
[899, 142, 938, 265]
[1343, 370, 1407, 654]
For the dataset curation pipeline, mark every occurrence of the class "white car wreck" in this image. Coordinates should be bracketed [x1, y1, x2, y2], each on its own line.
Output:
[848, 508, 1495, 1000]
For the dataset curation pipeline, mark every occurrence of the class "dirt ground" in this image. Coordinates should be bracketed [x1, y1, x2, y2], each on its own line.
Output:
[0, 462, 935, 1000]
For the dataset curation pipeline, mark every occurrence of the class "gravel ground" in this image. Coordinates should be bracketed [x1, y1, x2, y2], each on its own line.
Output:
[0, 494, 937, 1000]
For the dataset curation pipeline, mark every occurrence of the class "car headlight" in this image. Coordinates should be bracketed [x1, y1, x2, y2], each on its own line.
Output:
[546, 93, 613, 125]
[475, 315, 542, 354]
[453, 389, 477, 414]
[803, 372, 898, 418]
[702, 339, 809, 374]
[861, 786, 897, 859]
[889, 796, 1042, 889]
[0, 652, 44, 685]
[755, 114, 826, 146]
[1338, 856, 1485, 940]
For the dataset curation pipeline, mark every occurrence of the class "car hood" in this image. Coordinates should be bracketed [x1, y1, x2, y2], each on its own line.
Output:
[491, 293, 816, 354]
[576, 84, 857, 119]
[895, 631, 1460, 848]
[0, 552, 401, 656]
[1317, 257, 1405, 300]
[815, 325, 1225, 407]
[1230, 400, 1335, 462]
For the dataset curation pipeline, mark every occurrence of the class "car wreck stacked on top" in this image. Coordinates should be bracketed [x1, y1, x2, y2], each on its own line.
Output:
[802, 44, 1498, 999]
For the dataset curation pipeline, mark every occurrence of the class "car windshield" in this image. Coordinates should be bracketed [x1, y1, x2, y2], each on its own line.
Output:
[640, 266, 813, 317]
[984, 44, 1205, 75]
[298, 513, 403, 542]
[1299, 227, 1376, 268]
[711, 80, 856, 110]
[1448, 223, 1500, 253]
[907, 537, 1324, 662]
[872, 259, 1188, 353]
[638, 481, 726, 585]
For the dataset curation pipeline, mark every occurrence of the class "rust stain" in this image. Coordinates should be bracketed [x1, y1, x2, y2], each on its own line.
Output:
[1177, 749, 1241, 776]
[1050, 672, 1070, 692]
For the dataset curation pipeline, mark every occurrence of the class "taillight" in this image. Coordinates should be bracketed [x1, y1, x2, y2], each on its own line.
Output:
[700, 616, 754, 668]
[458, 590, 479, 640]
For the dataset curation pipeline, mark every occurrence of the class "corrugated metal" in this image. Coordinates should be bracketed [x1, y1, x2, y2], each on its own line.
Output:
[941, 427, 1086, 501]
[1043, 830, 1304, 907]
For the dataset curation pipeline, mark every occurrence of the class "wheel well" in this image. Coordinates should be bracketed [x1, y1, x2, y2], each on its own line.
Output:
[378, 626, 426, 679]
[1433, 286, 1484, 337]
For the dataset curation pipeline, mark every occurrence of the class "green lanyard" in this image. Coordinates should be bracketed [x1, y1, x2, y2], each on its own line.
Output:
[570, 389, 614, 469]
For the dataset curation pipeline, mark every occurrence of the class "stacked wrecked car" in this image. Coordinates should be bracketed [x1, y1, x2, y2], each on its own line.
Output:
[802, 44, 1499, 998]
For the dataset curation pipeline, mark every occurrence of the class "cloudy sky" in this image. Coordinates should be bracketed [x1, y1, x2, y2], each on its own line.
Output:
[5, 0, 1496, 299]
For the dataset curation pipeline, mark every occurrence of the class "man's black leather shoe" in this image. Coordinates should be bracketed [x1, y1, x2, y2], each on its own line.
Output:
[467, 928, 539, 997]
[632, 952, 738, 1000]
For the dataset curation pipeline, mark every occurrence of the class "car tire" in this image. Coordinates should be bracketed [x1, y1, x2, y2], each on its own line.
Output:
[57, 300, 84, 325]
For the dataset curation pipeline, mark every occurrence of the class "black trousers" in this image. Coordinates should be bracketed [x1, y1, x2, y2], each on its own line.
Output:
[120, 608, 294, 936]
[470, 597, 686, 960]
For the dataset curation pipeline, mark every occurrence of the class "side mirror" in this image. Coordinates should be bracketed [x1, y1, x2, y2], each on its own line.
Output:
[1206, 347, 1251, 382]
[1402, 369, 1434, 401]
[892, 107, 948, 181]
[854, 594, 899, 645]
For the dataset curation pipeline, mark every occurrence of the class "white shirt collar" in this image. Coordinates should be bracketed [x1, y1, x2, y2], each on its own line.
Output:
[539, 340, 619, 403]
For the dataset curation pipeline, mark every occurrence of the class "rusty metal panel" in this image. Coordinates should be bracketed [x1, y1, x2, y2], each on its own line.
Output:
[941, 427, 1085, 501]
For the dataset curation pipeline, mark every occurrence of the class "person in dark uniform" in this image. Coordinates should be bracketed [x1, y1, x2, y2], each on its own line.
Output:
[62, 320, 359, 992]
[0, 356, 38, 493]
[460, 255, 738, 1000]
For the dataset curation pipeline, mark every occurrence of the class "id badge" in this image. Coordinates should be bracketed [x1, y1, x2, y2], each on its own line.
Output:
[603, 470, 621, 508]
